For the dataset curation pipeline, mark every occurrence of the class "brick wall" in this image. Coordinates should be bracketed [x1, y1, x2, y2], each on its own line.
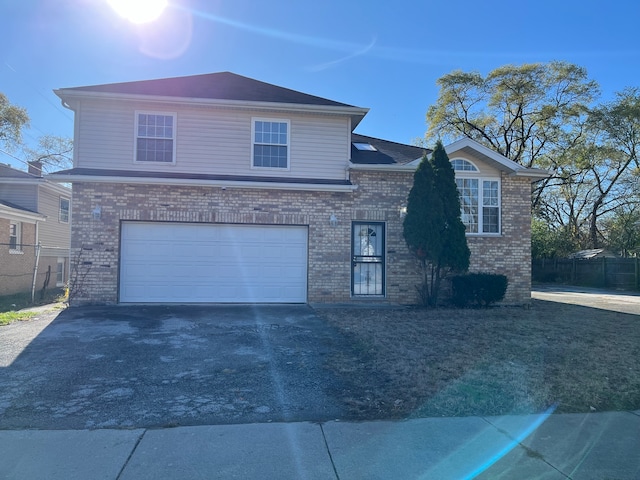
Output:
[69, 171, 532, 305]
[0, 219, 37, 296]
[466, 173, 533, 304]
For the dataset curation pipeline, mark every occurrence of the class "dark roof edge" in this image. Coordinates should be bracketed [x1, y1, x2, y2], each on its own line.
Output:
[46, 168, 351, 185]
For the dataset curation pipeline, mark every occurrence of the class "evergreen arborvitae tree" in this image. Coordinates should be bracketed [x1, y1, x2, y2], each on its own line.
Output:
[403, 141, 470, 306]
[431, 140, 470, 274]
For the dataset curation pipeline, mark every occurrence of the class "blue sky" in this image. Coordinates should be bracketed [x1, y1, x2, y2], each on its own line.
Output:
[2, 0, 640, 171]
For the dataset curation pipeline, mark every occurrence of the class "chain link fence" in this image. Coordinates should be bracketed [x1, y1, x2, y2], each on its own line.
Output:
[0, 242, 70, 301]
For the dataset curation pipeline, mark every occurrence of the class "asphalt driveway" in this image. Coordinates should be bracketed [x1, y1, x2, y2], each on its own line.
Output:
[0, 305, 351, 430]
[532, 284, 640, 315]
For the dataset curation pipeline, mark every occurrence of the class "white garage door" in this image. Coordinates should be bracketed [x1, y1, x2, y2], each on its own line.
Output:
[119, 222, 308, 303]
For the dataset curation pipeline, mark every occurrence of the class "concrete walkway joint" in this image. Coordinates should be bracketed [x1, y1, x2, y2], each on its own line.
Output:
[2, 411, 640, 480]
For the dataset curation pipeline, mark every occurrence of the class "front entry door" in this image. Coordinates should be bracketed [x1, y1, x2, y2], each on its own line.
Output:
[352, 222, 385, 296]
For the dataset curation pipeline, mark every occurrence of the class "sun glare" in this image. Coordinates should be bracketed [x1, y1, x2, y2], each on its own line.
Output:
[107, 0, 168, 24]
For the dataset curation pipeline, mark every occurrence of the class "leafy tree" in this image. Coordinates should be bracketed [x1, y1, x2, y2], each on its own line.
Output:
[583, 88, 640, 247]
[425, 61, 599, 209]
[23, 135, 73, 173]
[425, 61, 640, 253]
[0, 93, 72, 174]
[426, 61, 598, 168]
[0, 92, 29, 150]
[531, 218, 577, 259]
[536, 89, 640, 249]
[603, 206, 640, 257]
[403, 141, 470, 306]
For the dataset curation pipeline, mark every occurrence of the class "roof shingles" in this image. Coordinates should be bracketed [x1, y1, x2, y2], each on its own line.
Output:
[60, 72, 355, 108]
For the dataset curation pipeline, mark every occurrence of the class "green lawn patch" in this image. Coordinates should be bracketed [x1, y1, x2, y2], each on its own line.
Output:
[0, 310, 39, 326]
[0, 288, 67, 314]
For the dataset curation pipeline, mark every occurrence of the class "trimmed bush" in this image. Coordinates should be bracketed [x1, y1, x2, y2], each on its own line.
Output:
[451, 273, 508, 308]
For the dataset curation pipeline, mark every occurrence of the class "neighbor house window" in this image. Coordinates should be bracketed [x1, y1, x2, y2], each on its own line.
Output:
[56, 258, 65, 286]
[59, 197, 70, 223]
[9, 221, 21, 252]
[452, 159, 500, 234]
[135, 112, 176, 163]
[252, 118, 289, 169]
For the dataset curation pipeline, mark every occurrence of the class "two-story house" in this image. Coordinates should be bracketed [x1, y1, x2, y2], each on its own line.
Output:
[0, 163, 71, 297]
[48, 72, 547, 306]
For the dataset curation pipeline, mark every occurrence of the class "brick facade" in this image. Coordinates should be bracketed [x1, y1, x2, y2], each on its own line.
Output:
[69, 170, 532, 306]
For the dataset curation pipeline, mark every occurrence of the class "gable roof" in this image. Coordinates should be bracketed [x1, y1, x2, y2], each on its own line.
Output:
[441, 137, 550, 179]
[58, 72, 355, 107]
[55, 72, 369, 128]
[350, 134, 428, 165]
[394, 137, 550, 180]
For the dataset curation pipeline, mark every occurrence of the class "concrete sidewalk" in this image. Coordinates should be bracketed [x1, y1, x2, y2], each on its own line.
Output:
[2, 411, 640, 480]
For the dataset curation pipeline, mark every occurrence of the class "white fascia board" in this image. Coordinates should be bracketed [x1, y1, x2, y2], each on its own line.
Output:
[0, 205, 46, 223]
[54, 89, 370, 119]
[510, 169, 553, 181]
[45, 173, 358, 192]
[442, 137, 553, 179]
[443, 137, 520, 171]
[348, 162, 417, 172]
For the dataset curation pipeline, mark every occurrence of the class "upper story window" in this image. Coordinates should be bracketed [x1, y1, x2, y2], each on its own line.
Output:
[252, 118, 289, 169]
[451, 158, 500, 235]
[9, 221, 21, 252]
[135, 112, 176, 163]
[59, 197, 70, 223]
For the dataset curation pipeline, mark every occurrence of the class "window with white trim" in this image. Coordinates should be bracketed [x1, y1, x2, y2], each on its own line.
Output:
[59, 197, 70, 223]
[135, 112, 176, 163]
[9, 221, 21, 252]
[452, 159, 501, 234]
[252, 119, 289, 169]
[56, 258, 65, 286]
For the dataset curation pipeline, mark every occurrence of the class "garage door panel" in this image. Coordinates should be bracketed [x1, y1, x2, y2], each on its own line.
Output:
[120, 223, 308, 303]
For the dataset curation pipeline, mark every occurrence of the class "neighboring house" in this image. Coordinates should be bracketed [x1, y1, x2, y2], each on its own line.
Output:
[568, 249, 619, 260]
[48, 72, 547, 306]
[0, 163, 72, 297]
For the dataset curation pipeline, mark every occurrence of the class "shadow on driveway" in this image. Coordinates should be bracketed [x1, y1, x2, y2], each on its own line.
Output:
[0, 305, 352, 430]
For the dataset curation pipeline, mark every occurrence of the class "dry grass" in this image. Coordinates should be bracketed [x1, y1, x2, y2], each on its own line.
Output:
[318, 300, 640, 419]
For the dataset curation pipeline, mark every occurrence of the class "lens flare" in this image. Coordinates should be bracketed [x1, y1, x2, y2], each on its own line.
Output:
[107, 0, 168, 24]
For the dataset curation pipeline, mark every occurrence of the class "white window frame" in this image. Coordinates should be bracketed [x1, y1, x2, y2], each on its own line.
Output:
[59, 197, 70, 223]
[56, 257, 66, 287]
[452, 158, 501, 235]
[9, 220, 22, 253]
[134, 111, 177, 164]
[251, 117, 290, 170]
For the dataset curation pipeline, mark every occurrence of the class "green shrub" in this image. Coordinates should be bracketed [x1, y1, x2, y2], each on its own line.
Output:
[451, 273, 508, 308]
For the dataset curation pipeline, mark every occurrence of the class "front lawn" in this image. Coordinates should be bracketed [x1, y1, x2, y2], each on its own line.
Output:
[318, 300, 640, 419]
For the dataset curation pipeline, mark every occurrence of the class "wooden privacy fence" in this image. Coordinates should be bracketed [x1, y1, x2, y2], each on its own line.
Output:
[533, 257, 640, 291]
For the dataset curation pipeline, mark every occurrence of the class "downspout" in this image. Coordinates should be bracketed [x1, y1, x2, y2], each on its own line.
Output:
[31, 240, 41, 303]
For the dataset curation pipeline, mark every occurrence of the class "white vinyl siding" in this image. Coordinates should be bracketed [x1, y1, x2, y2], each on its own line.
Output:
[38, 187, 71, 258]
[0, 184, 38, 212]
[75, 100, 350, 180]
